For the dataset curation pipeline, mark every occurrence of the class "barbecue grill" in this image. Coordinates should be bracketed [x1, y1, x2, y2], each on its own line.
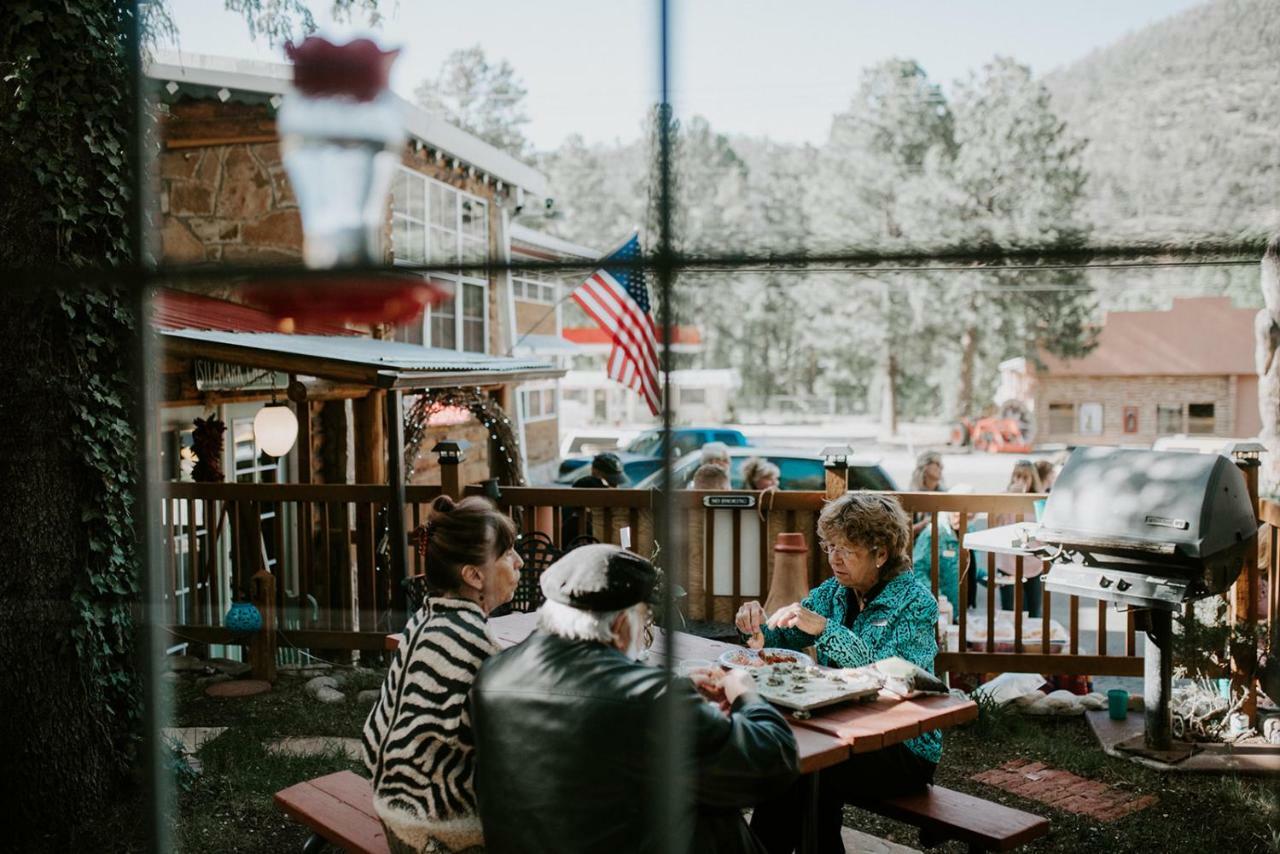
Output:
[966, 446, 1259, 755]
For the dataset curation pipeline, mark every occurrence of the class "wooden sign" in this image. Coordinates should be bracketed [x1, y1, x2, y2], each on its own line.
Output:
[702, 494, 756, 509]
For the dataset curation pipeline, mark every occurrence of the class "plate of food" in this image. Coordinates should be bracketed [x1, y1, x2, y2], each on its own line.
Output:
[719, 647, 815, 670]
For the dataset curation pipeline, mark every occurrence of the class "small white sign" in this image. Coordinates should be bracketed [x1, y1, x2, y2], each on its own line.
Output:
[619, 526, 631, 549]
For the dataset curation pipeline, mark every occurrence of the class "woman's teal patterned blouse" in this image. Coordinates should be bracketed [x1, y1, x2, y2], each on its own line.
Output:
[759, 571, 942, 763]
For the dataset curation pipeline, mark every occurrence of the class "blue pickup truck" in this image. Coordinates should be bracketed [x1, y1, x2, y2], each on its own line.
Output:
[555, 427, 750, 485]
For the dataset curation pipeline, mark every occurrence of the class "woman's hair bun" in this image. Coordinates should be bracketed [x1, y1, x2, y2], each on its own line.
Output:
[429, 494, 457, 515]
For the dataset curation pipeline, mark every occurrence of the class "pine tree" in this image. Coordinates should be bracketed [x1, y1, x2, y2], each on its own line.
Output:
[414, 45, 531, 158]
[938, 57, 1095, 420]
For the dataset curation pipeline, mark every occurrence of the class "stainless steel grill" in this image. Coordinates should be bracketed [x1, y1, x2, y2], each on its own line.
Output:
[963, 446, 1259, 756]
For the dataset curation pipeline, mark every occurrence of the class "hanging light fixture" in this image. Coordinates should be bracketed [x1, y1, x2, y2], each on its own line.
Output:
[254, 390, 298, 458]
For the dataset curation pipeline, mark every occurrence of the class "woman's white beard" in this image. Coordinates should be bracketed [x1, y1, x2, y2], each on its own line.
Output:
[623, 607, 647, 660]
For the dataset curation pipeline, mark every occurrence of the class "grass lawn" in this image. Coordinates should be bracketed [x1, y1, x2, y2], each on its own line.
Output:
[163, 669, 1279, 854]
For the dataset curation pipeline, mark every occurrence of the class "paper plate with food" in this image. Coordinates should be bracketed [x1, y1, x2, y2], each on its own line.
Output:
[718, 647, 815, 670]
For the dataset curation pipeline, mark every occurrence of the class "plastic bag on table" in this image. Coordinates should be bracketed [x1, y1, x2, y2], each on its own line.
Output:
[872, 656, 949, 697]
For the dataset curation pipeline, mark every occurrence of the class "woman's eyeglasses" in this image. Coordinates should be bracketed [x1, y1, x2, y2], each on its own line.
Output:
[818, 541, 856, 560]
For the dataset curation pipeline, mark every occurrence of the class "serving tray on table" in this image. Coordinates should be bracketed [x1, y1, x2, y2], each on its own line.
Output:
[747, 662, 883, 711]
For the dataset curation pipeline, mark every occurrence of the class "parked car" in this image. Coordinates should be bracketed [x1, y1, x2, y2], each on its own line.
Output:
[555, 427, 751, 482]
[634, 447, 897, 491]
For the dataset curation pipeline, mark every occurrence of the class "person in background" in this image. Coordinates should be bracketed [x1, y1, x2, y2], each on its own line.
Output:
[995, 460, 1045, 616]
[908, 451, 945, 535]
[362, 496, 522, 854]
[737, 493, 940, 852]
[581, 451, 628, 488]
[700, 441, 732, 473]
[1034, 459, 1057, 492]
[561, 452, 627, 545]
[741, 457, 781, 491]
[473, 545, 798, 853]
[692, 462, 732, 490]
[911, 483, 975, 609]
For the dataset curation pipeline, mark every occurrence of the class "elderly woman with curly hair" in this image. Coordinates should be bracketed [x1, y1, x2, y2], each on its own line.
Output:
[737, 492, 941, 853]
[741, 456, 781, 491]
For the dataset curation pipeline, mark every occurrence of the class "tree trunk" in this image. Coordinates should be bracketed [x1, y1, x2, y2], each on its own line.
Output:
[955, 317, 980, 421]
[0, 3, 142, 846]
[1257, 236, 1280, 496]
[881, 352, 899, 438]
[879, 281, 898, 436]
[0, 291, 119, 845]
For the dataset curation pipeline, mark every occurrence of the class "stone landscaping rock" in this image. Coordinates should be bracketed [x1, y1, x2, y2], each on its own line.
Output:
[305, 675, 340, 698]
[166, 655, 205, 673]
[205, 657, 252, 678]
[196, 673, 233, 690]
[358, 690, 380, 705]
[267, 736, 363, 761]
[278, 662, 332, 678]
[315, 687, 347, 704]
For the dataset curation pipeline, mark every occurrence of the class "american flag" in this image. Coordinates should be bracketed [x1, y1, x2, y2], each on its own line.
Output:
[571, 234, 661, 416]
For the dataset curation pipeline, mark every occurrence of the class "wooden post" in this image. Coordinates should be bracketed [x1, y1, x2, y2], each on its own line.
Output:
[354, 391, 386, 633]
[1231, 448, 1262, 722]
[385, 390, 409, 628]
[434, 439, 469, 500]
[249, 565, 277, 682]
[821, 445, 852, 501]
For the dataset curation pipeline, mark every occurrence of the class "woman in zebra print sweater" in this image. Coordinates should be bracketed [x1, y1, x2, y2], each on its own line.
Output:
[362, 496, 522, 854]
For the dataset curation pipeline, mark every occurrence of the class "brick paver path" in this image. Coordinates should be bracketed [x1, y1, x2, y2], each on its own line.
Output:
[971, 759, 1157, 821]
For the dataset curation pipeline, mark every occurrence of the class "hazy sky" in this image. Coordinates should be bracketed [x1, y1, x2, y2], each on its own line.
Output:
[162, 0, 1206, 150]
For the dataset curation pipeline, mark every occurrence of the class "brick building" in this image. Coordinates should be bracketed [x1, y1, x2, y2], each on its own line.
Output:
[148, 52, 565, 487]
[1000, 296, 1262, 446]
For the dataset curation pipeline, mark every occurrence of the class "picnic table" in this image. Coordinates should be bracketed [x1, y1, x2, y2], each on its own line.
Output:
[479, 612, 976, 767]
[385, 613, 978, 853]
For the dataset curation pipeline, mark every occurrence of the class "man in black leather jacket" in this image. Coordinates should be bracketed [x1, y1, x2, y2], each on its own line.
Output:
[471, 544, 799, 854]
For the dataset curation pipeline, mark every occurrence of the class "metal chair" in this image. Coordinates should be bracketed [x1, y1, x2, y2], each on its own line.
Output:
[563, 534, 600, 552]
[506, 531, 562, 613]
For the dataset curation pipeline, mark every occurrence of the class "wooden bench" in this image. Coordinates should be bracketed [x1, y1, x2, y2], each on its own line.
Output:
[274, 770, 389, 854]
[862, 785, 1050, 853]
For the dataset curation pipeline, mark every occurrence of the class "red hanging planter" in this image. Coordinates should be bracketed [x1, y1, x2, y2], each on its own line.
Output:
[244, 274, 449, 330]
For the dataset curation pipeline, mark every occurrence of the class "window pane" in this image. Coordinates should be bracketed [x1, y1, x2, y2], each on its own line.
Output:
[431, 183, 455, 229]
[463, 282, 485, 320]
[1188, 403, 1215, 434]
[430, 226, 458, 265]
[1157, 404, 1183, 435]
[394, 317, 424, 346]
[409, 175, 425, 221]
[1048, 403, 1075, 435]
[430, 280, 456, 350]
[391, 169, 408, 214]
[463, 318, 485, 353]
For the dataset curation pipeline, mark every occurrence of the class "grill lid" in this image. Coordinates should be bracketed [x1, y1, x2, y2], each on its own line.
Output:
[1039, 447, 1254, 561]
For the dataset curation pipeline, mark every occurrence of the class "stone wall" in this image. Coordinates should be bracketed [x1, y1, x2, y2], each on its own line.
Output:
[1034, 375, 1238, 444]
[160, 140, 301, 265]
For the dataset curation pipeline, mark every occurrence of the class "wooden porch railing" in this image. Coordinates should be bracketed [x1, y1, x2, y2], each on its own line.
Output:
[158, 480, 1275, 684]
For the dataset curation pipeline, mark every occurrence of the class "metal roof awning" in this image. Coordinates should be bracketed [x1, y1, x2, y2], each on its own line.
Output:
[161, 328, 565, 390]
[512, 334, 584, 356]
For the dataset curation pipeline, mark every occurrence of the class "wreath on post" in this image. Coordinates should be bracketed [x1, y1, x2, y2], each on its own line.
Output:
[403, 387, 526, 487]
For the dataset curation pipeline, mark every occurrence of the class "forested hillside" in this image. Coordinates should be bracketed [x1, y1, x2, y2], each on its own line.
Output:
[1045, 0, 1280, 245]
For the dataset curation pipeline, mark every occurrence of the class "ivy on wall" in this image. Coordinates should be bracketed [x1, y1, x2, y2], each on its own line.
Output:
[2, 0, 142, 760]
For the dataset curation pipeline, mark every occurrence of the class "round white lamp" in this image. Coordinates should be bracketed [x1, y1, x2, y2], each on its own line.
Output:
[254, 402, 298, 458]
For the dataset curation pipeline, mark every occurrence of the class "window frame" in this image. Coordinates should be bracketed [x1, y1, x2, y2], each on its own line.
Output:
[519, 381, 559, 424]
[1047, 402, 1076, 435]
[391, 166, 490, 354]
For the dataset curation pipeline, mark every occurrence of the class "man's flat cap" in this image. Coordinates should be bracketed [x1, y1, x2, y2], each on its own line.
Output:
[541, 543, 657, 611]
